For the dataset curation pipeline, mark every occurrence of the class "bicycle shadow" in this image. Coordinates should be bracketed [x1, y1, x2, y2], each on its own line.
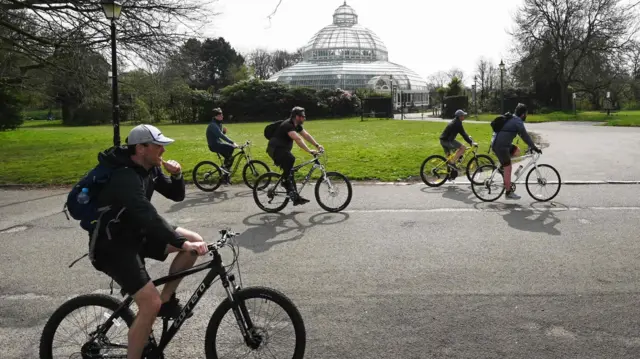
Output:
[421, 184, 477, 205]
[474, 201, 565, 236]
[235, 211, 350, 253]
[166, 188, 253, 213]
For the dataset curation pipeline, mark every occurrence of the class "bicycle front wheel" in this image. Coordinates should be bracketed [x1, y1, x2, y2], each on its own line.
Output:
[525, 164, 562, 202]
[252, 172, 290, 213]
[315, 171, 353, 212]
[204, 286, 306, 359]
[420, 154, 449, 187]
[470, 164, 505, 202]
[466, 154, 495, 184]
[39, 294, 136, 359]
[192, 161, 223, 192]
[242, 160, 270, 189]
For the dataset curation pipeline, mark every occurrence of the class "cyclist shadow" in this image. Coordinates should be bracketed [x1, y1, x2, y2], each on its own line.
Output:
[421, 184, 477, 205]
[166, 188, 252, 213]
[236, 211, 350, 253]
[475, 202, 564, 236]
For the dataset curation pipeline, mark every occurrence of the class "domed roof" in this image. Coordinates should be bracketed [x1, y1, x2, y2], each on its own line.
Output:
[302, 2, 388, 63]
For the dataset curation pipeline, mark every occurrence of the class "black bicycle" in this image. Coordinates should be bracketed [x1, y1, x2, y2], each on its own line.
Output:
[192, 141, 270, 191]
[39, 229, 307, 359]
[252, 150, 353, 213]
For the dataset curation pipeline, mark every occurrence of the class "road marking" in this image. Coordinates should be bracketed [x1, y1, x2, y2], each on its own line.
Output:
[344, 206, 640, 213]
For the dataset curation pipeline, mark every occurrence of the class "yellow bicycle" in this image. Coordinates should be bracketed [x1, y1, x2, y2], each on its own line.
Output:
[420, 143, 495, 187]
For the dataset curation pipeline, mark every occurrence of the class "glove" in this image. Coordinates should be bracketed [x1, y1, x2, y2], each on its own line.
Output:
[533, 147, 542, 154]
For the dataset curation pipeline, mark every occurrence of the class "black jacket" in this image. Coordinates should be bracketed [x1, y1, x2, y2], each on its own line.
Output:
[93, 146, 186, 249]
[439, 118, 473, 144]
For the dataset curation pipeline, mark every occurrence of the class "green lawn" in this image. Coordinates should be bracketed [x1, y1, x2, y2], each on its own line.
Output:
[473, 110, 640, 126]
[0, 118, 505, 185]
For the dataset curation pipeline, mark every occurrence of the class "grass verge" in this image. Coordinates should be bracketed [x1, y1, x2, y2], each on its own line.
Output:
[0, 118, 511, 186]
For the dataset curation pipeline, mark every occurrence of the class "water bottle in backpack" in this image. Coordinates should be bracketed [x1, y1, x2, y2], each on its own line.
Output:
[77, 188, 90, 204]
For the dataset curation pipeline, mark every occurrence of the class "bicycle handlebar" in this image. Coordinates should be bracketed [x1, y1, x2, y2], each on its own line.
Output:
[190, 229, 240, 255]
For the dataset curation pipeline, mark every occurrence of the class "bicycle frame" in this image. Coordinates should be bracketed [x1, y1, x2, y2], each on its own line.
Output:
[96, 241, 250, 357]
[287, 155, 327, 193]
[487, 150, 542, 184]
[216, 142, 252, 175]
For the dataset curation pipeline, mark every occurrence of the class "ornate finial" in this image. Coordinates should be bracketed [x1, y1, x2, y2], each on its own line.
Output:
[344, 1, 347, 5]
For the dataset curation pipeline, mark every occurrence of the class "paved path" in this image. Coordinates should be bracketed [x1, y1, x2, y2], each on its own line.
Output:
[395, 114, 640, 182]
[2, 182, 640, 359]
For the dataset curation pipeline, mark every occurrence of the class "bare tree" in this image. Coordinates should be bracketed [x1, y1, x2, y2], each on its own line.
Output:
[248, 49, 273, 80]
[475, 58, 490, 100]
[0, 0, 217, 76]
[511, 0, 640, 110]
[427, 70, 449, 91]
[446, 67, 464, 82]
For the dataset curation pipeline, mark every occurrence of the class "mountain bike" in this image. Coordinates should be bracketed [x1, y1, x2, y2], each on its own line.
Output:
[192, 140, 270, 191]
[470, 147, 561, 202]
[39, 229, 307, 359]
[420, 143, 495, 187]
[252, 150, 353, 213]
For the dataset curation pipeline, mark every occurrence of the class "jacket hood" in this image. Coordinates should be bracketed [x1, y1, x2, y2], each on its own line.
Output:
[97, 146, 137, 169]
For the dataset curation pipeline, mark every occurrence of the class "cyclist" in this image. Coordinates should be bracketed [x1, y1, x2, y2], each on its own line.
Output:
[206, 107, 238, 184]
[89, 124, 209, 359]
[439, 109, 477, 168]
[491, 103, 542, 199]
[266, 106, 323, 206]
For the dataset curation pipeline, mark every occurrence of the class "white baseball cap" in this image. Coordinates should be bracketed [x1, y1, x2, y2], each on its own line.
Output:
[126, 124, 174, 146]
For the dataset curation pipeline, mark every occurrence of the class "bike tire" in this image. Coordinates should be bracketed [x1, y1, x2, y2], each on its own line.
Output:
[525, 164, 562, 202]
[242, 160, 270, 189]
[252, 172, 290, 213]
[192, 161, 223, 192]
[470, 164, 505, 202]
[39, 294, 136, 359]
[465, 154, 495, 184]
[204, 286, 306, 359]
[420, 154, 449, 187]
[314, 171, 353, 212]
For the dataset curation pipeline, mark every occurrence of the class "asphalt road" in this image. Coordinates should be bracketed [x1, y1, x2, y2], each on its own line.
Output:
[2, 181, 640, 359]
[397, 114, 640, 182]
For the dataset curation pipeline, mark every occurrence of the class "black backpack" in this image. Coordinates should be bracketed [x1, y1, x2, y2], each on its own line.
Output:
[490, 112, 512, 133]
[263, 119, 286, 140]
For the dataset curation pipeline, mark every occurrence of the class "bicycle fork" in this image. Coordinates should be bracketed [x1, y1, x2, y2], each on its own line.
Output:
[223, 274, 262, 349]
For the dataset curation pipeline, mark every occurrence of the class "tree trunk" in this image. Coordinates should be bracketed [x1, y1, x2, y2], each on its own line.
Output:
[559, 81, 569, 111]
[61, 102, 79, 125]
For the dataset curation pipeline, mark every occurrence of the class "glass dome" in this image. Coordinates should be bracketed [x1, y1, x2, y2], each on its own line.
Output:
[302, 2, 388, 63]
[267, 1, 428, 97]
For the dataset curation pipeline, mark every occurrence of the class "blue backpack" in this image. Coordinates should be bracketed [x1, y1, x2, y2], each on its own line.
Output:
[64, 163, 117, 232]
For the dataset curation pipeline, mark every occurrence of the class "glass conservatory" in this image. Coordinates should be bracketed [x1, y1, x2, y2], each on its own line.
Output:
[267, 1, 429, 109]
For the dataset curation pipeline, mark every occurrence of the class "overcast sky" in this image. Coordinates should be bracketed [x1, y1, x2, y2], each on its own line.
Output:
[198, 0, 523, 85]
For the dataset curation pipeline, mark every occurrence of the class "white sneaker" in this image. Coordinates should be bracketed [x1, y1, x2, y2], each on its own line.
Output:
[505, 191, 521, 200]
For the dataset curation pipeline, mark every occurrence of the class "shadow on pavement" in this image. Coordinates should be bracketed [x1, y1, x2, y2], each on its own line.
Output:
[421, 184, 477, 205]
[166, 188, 253, 213]
[475, 201, 565, 236]
[236, 211, 350, 253]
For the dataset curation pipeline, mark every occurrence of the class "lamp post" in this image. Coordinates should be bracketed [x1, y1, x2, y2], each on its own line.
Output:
[499, 59, 505, 114]
[473, 75, 478, 119]
[102, 0, 123, 146]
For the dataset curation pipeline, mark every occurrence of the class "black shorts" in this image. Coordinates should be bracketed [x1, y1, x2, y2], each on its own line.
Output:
[494, 144, 519, 166]
[92, 226, 180, 296]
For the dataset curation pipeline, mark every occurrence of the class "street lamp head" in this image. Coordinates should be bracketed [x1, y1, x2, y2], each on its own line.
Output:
[499, 59, 505, 71]
[101, 0, 123, 20]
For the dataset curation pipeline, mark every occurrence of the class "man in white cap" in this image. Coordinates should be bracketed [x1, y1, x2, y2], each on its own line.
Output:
[88, 124, 208, 359]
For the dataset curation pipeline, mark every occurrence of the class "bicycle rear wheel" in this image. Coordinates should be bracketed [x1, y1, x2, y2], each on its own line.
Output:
[252, 172, 290, 213]
[420, 154, 450, 187]
[204, 286, 306, 359]
[315, 171, 353, 212]
[471, 164, 505, 202]
[39, 294, 136, 359]
[525, 164, 562, 202]
[192, 161, 223, 192]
